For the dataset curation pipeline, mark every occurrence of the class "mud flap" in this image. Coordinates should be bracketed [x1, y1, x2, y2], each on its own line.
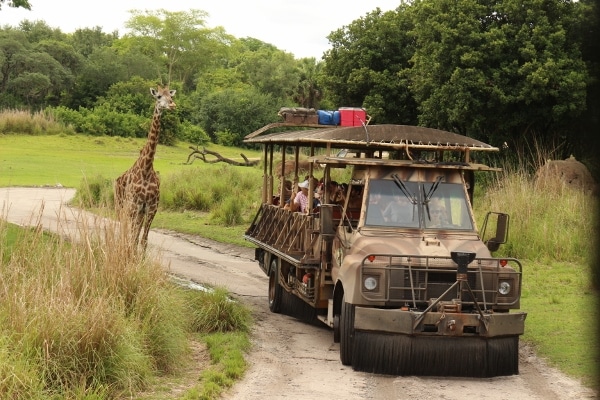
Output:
[351, 332, 519, 377]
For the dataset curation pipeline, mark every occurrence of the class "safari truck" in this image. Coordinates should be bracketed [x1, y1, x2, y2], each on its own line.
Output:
[243, 122, 527, 377]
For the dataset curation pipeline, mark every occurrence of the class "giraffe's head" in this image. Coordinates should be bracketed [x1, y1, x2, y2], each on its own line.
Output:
[151, 86, 176, 111]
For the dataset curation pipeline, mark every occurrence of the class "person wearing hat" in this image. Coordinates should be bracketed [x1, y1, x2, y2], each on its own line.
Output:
[292, 180, 310, 213]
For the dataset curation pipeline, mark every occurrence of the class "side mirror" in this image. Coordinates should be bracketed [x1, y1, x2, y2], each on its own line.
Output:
[481, 212, 509, 252]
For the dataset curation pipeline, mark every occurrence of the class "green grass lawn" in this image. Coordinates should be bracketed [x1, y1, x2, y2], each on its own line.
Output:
[0, 133, 261, 188]
[521, 260, 598, 388]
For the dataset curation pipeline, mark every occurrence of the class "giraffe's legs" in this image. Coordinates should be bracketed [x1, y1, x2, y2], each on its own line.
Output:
[140, 211, 156, 250]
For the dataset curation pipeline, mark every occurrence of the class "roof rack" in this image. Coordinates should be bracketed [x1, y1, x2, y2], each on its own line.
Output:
[244, 124, 498, 154]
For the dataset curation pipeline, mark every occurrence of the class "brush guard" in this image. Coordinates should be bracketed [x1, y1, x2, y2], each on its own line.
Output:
[412, 251, 488, 331]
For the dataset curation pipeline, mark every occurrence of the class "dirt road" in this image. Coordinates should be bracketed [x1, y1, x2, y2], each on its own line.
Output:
[1, 187, 596, 400]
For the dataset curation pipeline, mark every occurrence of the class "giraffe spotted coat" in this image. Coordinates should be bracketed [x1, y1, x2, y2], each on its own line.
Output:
[115, 86, 176, 249]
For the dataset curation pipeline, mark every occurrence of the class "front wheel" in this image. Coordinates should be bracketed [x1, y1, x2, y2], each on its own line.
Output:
[339, 293, 355, 365]
[268, 258, 282, 313]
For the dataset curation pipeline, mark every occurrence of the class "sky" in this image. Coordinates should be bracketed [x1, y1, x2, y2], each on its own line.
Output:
[1, 0, 402, 59]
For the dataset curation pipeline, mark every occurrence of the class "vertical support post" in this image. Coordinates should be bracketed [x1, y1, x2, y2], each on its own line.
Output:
[293, 146, 300, 185]
[262, 145, 268, 204]
[307, 143, 315, 212]
[279, 145, 286, 208]
[268, 145, 274, 204]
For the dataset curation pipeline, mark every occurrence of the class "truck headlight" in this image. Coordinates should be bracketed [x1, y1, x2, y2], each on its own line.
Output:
[364, 276, 378, 291]
[498, 281, 511, 295]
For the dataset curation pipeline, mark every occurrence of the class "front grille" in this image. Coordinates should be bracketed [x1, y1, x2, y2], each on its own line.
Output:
[389, 269, 478, 303]
[361, 254, 522, 308]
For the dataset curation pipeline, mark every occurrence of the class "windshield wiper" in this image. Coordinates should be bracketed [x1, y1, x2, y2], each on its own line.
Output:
[423, 175, 444, 220]
[424, 176, 444, 203]
[391, 174, 417, 204]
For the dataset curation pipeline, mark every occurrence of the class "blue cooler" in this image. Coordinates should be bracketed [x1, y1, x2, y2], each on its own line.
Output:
[317, 110, 340, 125]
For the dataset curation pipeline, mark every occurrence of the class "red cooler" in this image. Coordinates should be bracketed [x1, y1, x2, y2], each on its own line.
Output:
[339, 107, 367, 126]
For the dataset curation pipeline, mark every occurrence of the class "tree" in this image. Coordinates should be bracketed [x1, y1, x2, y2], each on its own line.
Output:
[0, 28, 73, 108]
[67, 47, 130, 108]
[69, 27, 117, 58]
[125, 9, 231, 91]
[17, 19, 64, 43]
[408, 0, 588, 147]
[292, 58, 323, 109]
[0, 29, 29, 93]
[8, 72, 49, 105]
[569, 0, 599, 168]
[225, 37, 299, 103]
[197, 87, 278, 146]
[321, 6, 418, 124]
[0, 0, 31, 10]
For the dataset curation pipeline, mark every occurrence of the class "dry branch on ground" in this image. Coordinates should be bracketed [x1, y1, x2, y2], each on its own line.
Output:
[185, 146, 259, 166]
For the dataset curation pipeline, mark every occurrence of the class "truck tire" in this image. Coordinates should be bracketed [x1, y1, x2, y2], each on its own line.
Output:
[333, 314, 340, 343]
[339, 293, 355, 365]
[268, 258, 282, 313]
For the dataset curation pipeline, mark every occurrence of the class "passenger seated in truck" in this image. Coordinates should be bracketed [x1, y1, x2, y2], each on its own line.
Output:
[347, 185, 363, 209]
[382, 192, 414, 225]
[273, 179, 292, 206]
[326, 181, 345, 205]
[291, 180, 310, 213]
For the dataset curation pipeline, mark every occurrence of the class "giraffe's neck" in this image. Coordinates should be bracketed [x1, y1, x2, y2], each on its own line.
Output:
[137, 106, 162, 173]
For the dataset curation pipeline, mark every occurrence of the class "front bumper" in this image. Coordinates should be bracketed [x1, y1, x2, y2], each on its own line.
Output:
[354, 306, 527, 337]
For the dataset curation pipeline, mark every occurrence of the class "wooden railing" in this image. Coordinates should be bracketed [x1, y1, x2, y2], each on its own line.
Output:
[246, 204, 317, 261]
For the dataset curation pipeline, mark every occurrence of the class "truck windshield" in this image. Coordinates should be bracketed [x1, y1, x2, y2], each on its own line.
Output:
[365, 179, 474, 230]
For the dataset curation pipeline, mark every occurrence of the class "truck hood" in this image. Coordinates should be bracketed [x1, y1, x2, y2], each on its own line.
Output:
[347, 231, 492, 261]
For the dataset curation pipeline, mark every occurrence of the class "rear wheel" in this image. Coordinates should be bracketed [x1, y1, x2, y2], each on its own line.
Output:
[268, 258, 282, 313]
[339, 293, 355, 365]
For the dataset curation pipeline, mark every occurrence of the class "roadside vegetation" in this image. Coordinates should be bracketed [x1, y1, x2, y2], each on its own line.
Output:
[476, 161, 598, 388]
[1, 132, 598, 395]
[0, 216, 251, 399]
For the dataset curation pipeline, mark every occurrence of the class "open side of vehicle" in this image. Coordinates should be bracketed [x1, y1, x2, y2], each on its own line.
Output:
[244, 123, 527, 377]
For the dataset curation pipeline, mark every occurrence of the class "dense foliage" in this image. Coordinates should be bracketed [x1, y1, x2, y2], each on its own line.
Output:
[1, 1, 598, 168]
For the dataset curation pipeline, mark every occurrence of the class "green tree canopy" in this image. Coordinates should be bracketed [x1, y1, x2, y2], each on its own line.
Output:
[0, 28, 75, 108]
[197, 87, 278, 146]
[0, 0, 31, 10]
[322, 6, 417, 124]
[408, 0, 588, 147]
[124, 9, 231, 91]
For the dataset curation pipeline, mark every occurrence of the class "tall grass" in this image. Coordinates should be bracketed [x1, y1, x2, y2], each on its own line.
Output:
[0, 212, 189, 397]
[75, 164, 264, 228]
[475, 159, 597, 265]
[474, 153, 599, 388]
[0, 199, 248, 399]
[0, 109, 73, 136]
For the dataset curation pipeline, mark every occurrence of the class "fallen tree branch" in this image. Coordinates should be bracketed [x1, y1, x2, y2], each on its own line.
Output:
[185, 146, 259, 166]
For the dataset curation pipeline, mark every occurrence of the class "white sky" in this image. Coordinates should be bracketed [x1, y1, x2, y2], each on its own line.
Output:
[1, 0, 402, 59]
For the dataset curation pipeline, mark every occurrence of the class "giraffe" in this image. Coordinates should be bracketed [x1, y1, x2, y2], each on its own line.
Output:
[115, 85, 176, 249]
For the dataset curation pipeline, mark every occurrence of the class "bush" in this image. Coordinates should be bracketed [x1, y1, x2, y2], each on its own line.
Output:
[212, 196, 244, 226]
[159, 165, 259, 218]
[184, 287, 251, 334]
[180, 121, 210, 145]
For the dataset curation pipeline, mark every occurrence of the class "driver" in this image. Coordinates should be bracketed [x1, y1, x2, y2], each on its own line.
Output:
[428, 199, 449, 228]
